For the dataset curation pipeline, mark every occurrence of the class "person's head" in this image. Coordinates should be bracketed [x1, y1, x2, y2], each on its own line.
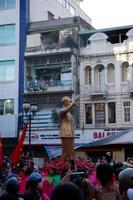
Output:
[96, 163, 113, 186]
[82, 178, 93, 194]
[113, 163, 124, 180]
[127, 188, 133, 200]
[51, 182, 83, 200]
[29, 172, 42, 190]
[6, 177, 19, 194]
[62, 96, 72, 106]
[105, 152, 112, 163]
[19, 162, 27, 173]
[118, 168, 133, 193]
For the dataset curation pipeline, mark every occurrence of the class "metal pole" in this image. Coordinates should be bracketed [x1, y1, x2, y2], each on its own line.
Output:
[28, 116, 31, 155]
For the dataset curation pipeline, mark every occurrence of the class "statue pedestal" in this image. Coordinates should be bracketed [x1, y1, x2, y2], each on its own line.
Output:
[61, 137, 75, 161]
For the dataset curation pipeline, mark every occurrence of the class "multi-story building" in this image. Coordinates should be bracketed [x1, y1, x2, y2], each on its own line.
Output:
[79, 25, 133, 133]
[0, 0, 92, 152]
[29, 0, 91, 24]
[0, 0, 27, 149]
[23, 16, 93, 156]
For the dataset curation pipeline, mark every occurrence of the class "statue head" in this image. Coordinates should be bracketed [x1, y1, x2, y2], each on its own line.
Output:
[62, 96, 72, 106]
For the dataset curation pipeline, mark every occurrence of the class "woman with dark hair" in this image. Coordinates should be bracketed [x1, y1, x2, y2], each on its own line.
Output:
[93, 163, 121, 200]
[51, 182, 83, 200]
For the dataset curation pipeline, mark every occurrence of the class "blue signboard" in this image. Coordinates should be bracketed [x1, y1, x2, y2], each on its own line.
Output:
[45, 145, 81, 159]
[45, 146, 62, 159]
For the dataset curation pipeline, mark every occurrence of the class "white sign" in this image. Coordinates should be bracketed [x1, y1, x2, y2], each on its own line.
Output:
[24, 128, 126, 145]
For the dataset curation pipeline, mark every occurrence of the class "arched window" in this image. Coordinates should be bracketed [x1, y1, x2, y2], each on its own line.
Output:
[85, 66, 92, 85]
[121, 62, 129, 81]
[94, 64, 105, 91]
[107, 63, 115, 83]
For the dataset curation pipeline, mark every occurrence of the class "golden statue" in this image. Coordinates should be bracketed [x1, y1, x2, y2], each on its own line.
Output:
[60, 95, 80, 161]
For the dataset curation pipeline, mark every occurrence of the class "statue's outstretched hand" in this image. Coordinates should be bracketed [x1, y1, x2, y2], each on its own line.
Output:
[75, 95, 80, 102]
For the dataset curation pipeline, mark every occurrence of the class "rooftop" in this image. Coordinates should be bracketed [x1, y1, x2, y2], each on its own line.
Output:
[28, 16, 93, 34]
[79, 24, 133, 36]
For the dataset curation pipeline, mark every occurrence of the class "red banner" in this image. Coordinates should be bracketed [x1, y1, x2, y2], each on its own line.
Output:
[10, 121, 28, 166]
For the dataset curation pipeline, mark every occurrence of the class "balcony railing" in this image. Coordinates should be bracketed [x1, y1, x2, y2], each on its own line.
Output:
[83, 84, 108, 94]
[127, 81, 133, 92]
[25, 80, 72, 92]
[26, 42, 73, 53]
[83, 81, 133, 95]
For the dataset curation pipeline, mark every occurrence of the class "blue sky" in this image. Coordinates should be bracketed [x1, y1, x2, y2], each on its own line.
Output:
[80, 0, 133, 29]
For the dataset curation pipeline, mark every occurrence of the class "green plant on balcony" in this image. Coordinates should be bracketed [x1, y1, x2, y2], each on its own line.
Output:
[51, 110, 60, 124]
[65, 35, 78, 48]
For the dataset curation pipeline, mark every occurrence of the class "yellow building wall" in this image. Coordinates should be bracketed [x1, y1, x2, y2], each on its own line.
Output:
[75, 151, 86, 159]
[113, 148, 125, 162]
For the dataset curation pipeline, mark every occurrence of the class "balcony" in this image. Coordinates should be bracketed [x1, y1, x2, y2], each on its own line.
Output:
[25, 45, 72, 57]
[25, 32, 76, 57]
[24, 79, 73, 93]
[120, 81, 133, 95]
[83, 84, 108, 99]
[127, 81, 133, 97]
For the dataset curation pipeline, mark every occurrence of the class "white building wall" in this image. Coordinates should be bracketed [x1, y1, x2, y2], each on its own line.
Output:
[80, 29, 133, 129]
[29, 0, 91, 24]
[0, 1, 20, 137]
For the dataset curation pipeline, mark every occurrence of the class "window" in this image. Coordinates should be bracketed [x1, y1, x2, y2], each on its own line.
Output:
[123, 101, 130, 122]
[0, 0, 15, 9]
[66, 2, 70, 9]
[85, 66, 92, 85]
[0, 60, 15, 81]
[107, 64, 115, 83]
[121, 62, 129, 82]
[62, 0, 66, 7]
[57, 0, 62, 4]
[70, 5, 75, 16]
[95, 103, 105, 127]
[0, 99, 14, 115]
[85, 104, 92, 124]
[108, 102, 116, 123]
[0, 24, 15, 45]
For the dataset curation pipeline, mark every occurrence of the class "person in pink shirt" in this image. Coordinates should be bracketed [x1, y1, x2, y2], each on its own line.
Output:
[18, 163, 29, 194]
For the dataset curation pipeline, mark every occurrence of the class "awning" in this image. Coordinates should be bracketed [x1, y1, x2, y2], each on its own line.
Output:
[80, 129, 133, 148]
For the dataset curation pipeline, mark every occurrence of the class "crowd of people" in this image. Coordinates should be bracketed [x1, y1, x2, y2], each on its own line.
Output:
[0, 154, 133, 200]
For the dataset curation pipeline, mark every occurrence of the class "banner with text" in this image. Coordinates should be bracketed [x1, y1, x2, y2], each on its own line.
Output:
[24, 128, 126, 145]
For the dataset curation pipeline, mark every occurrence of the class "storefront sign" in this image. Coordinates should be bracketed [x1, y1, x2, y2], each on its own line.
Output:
[93, 128, 124, 139]
[24, 128, 126, 145]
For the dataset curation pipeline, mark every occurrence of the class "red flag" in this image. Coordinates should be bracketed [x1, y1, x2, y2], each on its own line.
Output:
[0, 134, 3, 169]
[10, 121, 28, 166]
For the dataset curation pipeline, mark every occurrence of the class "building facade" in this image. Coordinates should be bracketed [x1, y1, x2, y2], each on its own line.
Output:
[79, 26, 133, 131]
[29, 0, 91, 24]
[24, 17, 92, 136]
[0, 0, 27, 139]
[0, 0, 91, 142]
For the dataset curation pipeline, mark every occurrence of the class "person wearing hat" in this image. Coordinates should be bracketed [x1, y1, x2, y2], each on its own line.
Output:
[127, 188, 133, 200]
[60, 95, 80, 161]
[24, 172, 49, 200]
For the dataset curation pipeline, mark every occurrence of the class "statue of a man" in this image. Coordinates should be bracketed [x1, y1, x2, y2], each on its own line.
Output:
[60, 95, 80, 161]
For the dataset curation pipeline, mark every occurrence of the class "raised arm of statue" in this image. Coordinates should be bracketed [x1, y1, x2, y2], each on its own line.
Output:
[61, 95, 80, 114]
